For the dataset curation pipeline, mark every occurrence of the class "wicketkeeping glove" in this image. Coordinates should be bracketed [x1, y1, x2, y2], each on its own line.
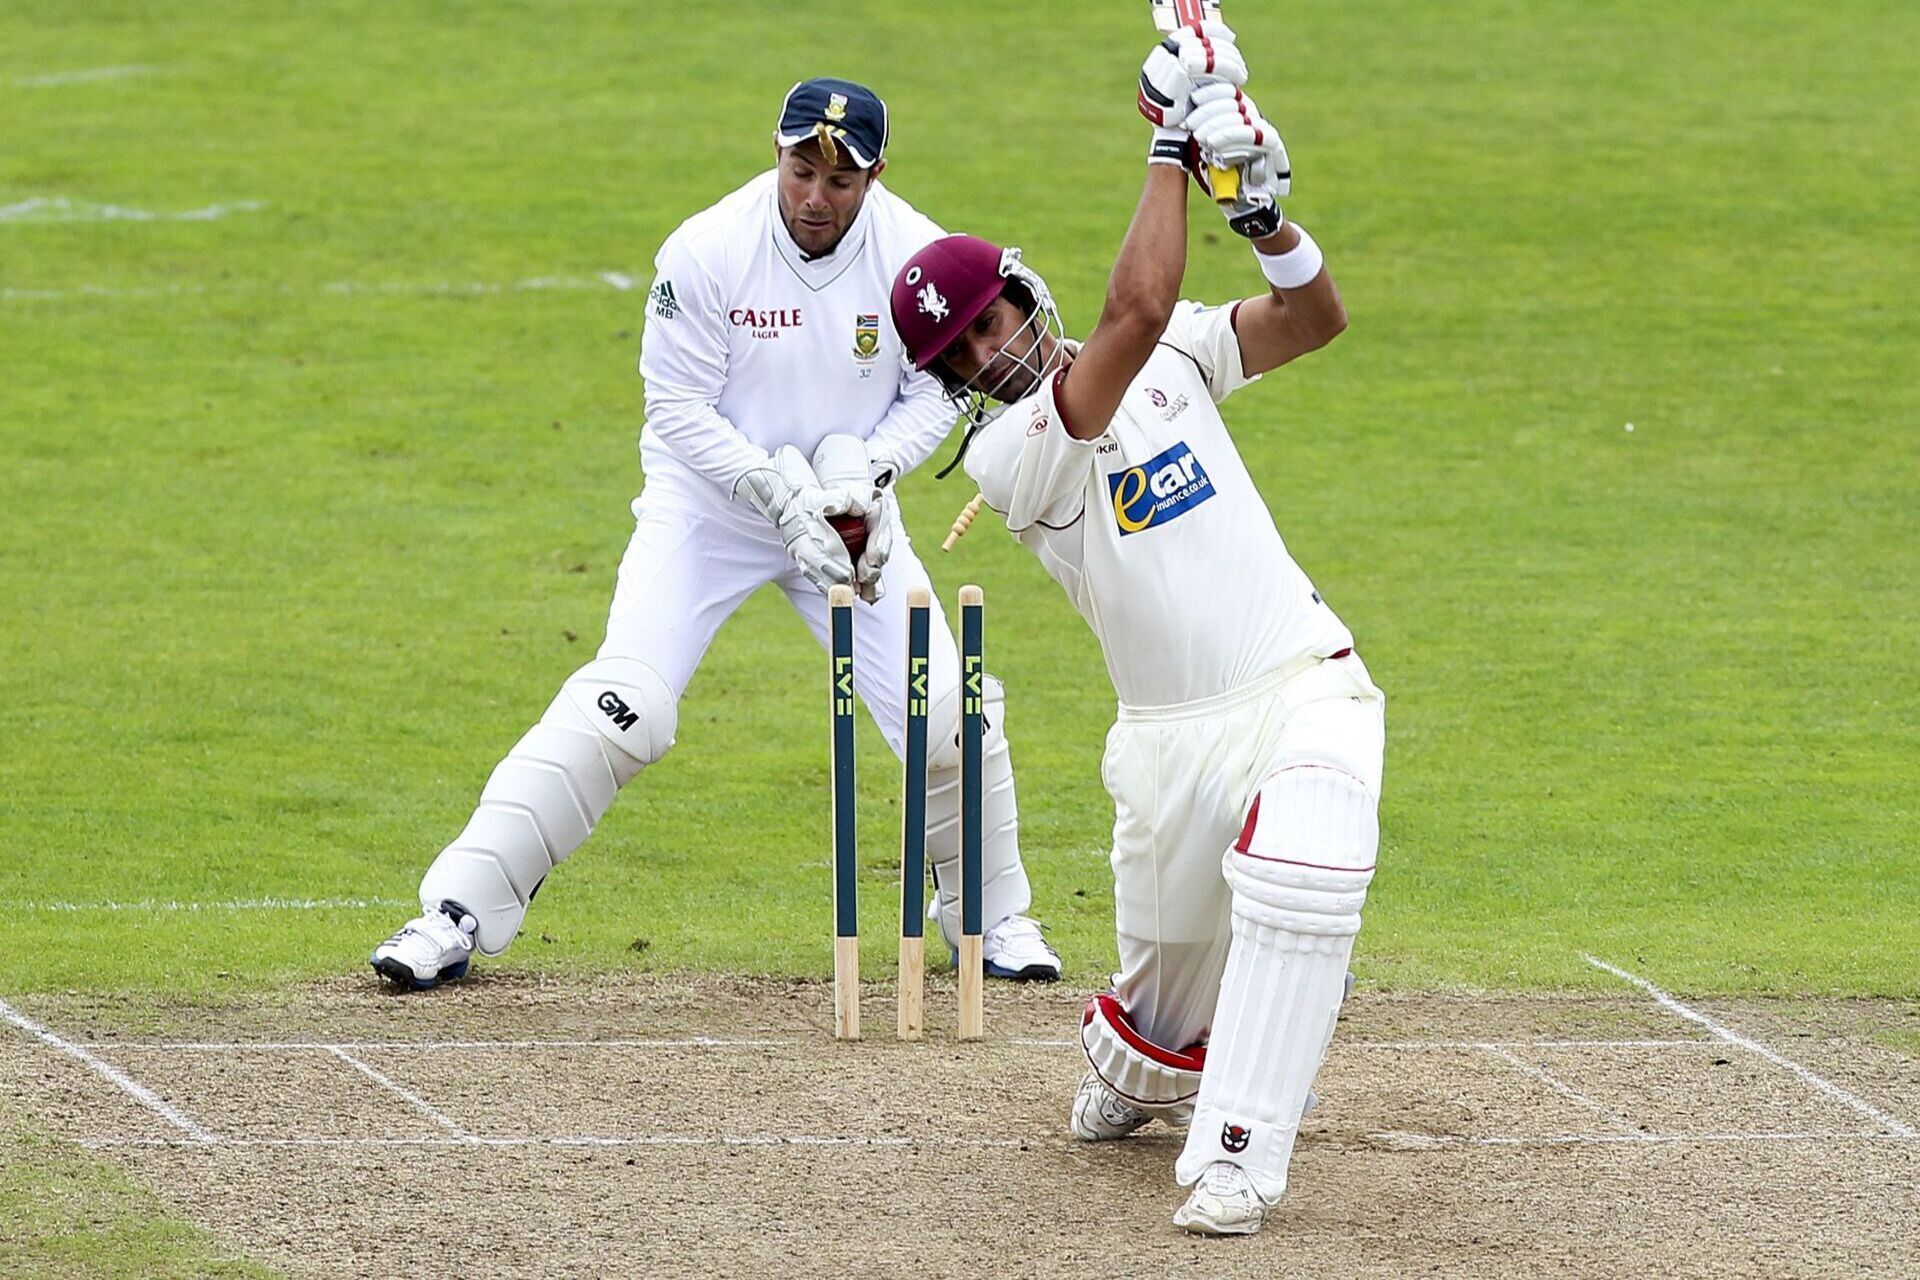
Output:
[734, 446, 855, 595]
[810, 434, 894, 603]
[852, 486, 895, 605]
[1137, 21, 1247, 131]
[1187, 82, 1292, 238]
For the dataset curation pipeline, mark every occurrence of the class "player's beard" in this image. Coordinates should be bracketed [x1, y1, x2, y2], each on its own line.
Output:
[975, 316, 1059, 404]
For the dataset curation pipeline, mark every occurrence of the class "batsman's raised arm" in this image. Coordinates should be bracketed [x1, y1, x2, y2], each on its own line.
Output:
[1053, 24, 1247, 440]
[1181, 81, 1347, 376]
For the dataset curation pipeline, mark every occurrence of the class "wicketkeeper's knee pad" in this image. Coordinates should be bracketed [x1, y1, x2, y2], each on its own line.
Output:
[925, 672, 1009, 774]
[1082, 993, 1206, 1120]
[1225, 761, 1379, 935]
[420, 657, 676, 954]
[923, 674, 1028, 943]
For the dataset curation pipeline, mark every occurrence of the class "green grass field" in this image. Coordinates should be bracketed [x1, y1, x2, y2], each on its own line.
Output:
[5, 0, 1916, 1000]
[6, 2, 1916, 1272]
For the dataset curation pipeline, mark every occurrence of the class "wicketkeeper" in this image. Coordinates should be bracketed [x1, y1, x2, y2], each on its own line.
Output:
[373, 78, 1060, 990]
[887, 26, 1380, 1234]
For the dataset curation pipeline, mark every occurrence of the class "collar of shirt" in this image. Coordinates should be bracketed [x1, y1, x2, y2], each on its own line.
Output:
[767, 177, 875, 288]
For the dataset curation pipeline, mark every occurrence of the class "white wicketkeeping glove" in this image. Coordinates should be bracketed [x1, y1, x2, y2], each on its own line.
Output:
[1186, 82, 1291, 237]
[733, 445, 854, 595]
[854, 488, 895, 605]
[811, 434, 893, 604]
[1137, 21, 1247, 131]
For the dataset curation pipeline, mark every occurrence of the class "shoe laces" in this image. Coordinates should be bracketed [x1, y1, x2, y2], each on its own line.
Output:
[1198, 1162, 1254, 1197]
[393, 906, 472, 951]
[984, 914, 1046, 946]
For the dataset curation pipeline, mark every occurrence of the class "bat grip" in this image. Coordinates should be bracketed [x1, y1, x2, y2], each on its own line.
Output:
[1208, 161, 1242, 207]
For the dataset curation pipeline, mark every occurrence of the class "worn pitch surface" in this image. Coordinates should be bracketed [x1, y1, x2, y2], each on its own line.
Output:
[4, 977, 1916, 1278]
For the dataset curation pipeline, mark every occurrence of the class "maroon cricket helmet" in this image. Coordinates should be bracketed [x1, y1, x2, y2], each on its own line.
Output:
[889, 235, 1011, 372]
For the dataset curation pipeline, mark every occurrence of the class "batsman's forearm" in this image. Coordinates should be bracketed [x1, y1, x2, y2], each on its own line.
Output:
[1253, 223, 1346, 344]
[1101, 165, 1189, 332]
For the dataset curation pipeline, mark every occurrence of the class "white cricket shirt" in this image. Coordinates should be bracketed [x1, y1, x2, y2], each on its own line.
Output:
[637, 171, 954, 504]
[964, 300, 1354, 708]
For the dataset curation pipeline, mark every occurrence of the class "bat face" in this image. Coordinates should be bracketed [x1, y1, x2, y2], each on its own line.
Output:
[1152, 0, 1220, 34]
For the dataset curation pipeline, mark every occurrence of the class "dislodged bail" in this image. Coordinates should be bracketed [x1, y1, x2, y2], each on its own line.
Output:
[812, 121, 840, 167]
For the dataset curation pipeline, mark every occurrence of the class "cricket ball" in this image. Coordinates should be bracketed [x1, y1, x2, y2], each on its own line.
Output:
[830, 513, 867, 561]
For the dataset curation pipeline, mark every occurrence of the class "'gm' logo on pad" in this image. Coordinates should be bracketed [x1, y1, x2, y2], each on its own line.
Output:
[1107, 441, 1215, 535]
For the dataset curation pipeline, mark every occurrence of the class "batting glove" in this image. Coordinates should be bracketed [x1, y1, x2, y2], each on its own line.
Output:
[1187, 82, 1292, 237]
[1137, 21, 1247, 132]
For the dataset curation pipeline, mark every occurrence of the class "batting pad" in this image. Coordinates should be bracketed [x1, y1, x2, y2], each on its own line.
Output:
[1082, 993, 1206, 1119]
[1175, 761, 1378, 1201]
[420, 657, 675, 954]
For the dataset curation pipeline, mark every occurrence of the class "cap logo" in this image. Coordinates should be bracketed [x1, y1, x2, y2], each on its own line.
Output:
[916, 282, 949, 322]
[825, 92, 849, 122]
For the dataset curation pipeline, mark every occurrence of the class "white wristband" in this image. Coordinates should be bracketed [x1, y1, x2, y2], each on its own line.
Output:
[1254, 227, 1323, 290]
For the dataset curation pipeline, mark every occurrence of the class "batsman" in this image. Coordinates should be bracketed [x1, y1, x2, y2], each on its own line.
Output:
[889, 21, 1381, 1234]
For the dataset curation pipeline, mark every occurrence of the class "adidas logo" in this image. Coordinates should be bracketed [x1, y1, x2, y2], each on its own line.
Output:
[650, 279, 679, 320]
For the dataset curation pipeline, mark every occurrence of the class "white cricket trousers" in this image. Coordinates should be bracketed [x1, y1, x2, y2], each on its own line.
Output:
[1100, 651, 1386, 1050]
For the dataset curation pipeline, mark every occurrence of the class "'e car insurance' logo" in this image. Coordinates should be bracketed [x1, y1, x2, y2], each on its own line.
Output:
[1106, 441, 1215, 535]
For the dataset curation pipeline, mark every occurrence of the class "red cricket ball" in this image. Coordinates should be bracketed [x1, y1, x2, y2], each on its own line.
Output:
[830, 513, 868, 561]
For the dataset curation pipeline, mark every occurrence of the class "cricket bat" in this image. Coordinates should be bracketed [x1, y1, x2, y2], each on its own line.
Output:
[1151, 0, 1243, 207]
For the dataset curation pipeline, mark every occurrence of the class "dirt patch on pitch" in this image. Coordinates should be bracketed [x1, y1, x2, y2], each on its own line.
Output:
[4, 977, 1917, 1278]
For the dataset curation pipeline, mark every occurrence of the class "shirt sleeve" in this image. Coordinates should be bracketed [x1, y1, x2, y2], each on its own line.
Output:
[636, 231, 770, 494]
[1161, 299, 1261, 404]
[962, 370, 1097, 532]
[864, 367, 959, 483]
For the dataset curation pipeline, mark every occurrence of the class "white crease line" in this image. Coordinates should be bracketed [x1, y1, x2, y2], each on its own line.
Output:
[81, 1133, 1041, 1150]
[322, 1047, 476, 1142]
[5, 65, 159, 87]
[74, 1036, 1718, 1054]
[1, 283, 204, 301]
[0, 996, 216, 1144]
[8, 897, 411, 913]
[1346, 1039, 1710, 1050]
[1583, 954, 1918, 1138]
[0, 197, 263, 223]
[2, 273, 643, 303]
[103, 1037, 797, 1051]
[1480, 1045, 1640, 1134]
[1371, 1129, 1914, 1150]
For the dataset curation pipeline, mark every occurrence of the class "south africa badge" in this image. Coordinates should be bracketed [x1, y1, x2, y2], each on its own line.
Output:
[852, 313, 880, 376]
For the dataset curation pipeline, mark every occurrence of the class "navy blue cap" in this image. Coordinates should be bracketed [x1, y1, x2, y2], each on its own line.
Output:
[774, 78, 889, 169]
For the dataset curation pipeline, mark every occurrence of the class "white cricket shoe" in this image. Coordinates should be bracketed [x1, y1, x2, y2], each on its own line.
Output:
[370, 901, 476, 990]
[1173, 1161, 1274, 1236]
[979, 914, 1061, 982]
[1070, 1071, 1153, 1141]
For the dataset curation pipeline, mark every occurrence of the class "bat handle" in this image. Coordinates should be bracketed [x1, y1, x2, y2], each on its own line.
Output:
[1208, 160, 1242, 208]
[941, 494, 986, 552]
